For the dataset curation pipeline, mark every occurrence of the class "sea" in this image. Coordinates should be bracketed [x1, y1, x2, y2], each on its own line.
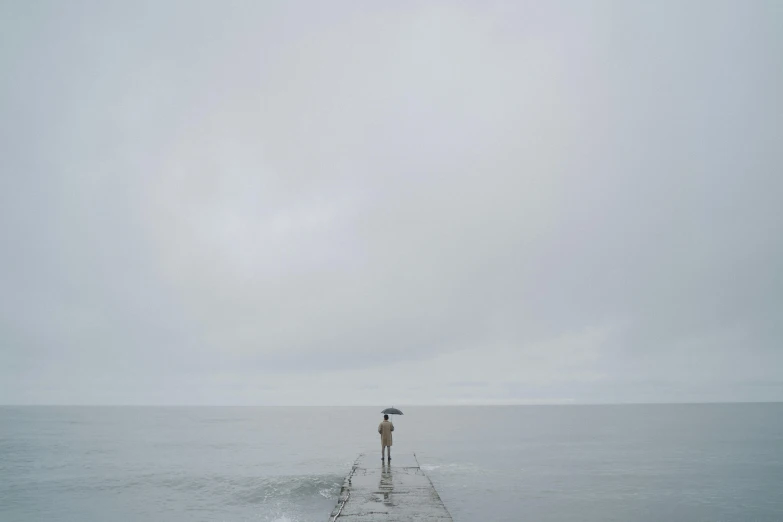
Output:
[1, 404, 782, 522]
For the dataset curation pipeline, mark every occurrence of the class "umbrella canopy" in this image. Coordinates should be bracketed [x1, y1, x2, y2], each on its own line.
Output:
[381, 407, 403, 415]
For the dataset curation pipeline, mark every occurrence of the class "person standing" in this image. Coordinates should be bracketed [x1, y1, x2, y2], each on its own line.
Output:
[378, 414, 394, 462]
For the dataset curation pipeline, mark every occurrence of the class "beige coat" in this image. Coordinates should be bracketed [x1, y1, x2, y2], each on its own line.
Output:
[378, 420, 394, 447]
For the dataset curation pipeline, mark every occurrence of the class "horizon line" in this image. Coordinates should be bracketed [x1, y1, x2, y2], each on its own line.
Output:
[1, 400, 782, 407]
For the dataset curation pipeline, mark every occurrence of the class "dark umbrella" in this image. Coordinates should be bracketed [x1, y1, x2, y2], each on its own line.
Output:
[381, 407, 403, 415]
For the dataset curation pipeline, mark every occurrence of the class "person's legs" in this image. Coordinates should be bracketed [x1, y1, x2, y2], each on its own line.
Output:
[381, 443, 385, 461]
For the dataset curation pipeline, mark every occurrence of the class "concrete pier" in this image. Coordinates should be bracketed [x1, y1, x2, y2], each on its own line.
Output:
[329, 453, 453, 521]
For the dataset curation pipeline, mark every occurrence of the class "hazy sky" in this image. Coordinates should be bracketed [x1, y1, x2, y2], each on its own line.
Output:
[1, 1, 781, 405]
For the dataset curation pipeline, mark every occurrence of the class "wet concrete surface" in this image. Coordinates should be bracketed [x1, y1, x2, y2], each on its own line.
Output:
[329, 453, 453, 521]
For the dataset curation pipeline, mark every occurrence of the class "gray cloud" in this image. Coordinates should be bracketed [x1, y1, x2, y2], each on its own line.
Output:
[1, 0, 781, 405]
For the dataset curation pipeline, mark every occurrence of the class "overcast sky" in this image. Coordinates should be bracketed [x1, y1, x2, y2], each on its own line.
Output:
[1, 1, 781, 405]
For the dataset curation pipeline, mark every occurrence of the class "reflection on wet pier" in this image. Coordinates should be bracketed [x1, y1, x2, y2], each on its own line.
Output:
[329, 454, 453, 521]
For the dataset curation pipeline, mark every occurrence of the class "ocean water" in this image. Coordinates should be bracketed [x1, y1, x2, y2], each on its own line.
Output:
[1, 404, 782, 521]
